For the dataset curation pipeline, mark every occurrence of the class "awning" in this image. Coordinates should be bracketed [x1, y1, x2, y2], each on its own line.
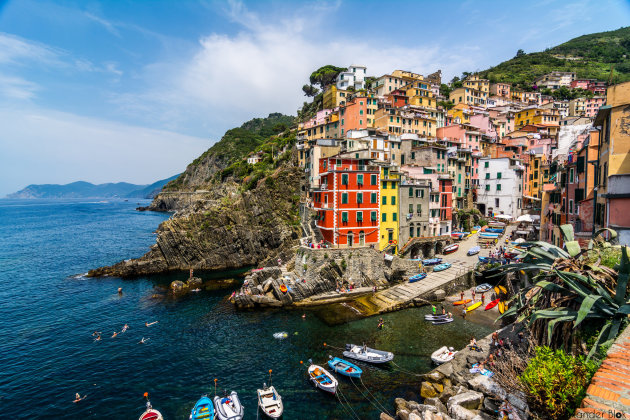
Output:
[594, 105, 611, 127]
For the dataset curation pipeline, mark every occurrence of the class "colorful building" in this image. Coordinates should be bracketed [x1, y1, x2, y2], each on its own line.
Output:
[379, 165, 400, 251]
[313, 156, 380, 247]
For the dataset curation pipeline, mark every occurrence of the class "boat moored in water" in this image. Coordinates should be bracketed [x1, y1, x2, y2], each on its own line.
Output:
[343, 344, 394, 364]
[257, 385, 283, 418]
[213, 391, 244, 420]
[308, 363, 338, 394]
[139, 399, 164, 420]
[328, 356, 363, 378]
[190, 395, 214, 420]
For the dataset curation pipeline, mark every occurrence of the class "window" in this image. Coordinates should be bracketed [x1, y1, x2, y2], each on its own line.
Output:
[357, 193, 363, 204]
[383, 182, 388, 189]
[484, 161, 489, 168]
[391, 196, 396, 205]
[341, 193, 348, 204]
[485, 173, 490, 179]
[371, 192, 377, 203]
[569, 168, 574, 183]
[356, 211, 363, 222]
[371, 174, 377, 185]
[393, 213, 397, 221]
[342, 174, 349, 185]
[495, 198, 500, 207]
[382, 213, 387, 222]
[496, 184, 502, 191]
[357, 174, 364, 185]
[409, 227, 414, 237]
[409, 204, 414, 213]
[382, 196, 387, 205]
[371, 211, 377, 221]
[409, 187, 413, 197]
[497, 172, 502, 179]
[341, 212, 348, 223]
[569, 200, 573, 214]
[416, 204, 422, 215]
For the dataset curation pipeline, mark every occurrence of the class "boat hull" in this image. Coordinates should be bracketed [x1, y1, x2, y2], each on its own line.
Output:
[432, 318, 454, 325]
[257, 386, 283, 419]
[308, 365, 338, 394]
[190, 396, 214, 420]
[431, 346, 457, 364]
[213, 391, 244, 420]
[409, 273, 427, 283]
[433, 263, 451, 272]
[485, 298, 500, 310]
[453, 299, 471, 306]
[466, 302, 482, 311]
[328, 357, 362, 378]
[343, 344, 394, 364]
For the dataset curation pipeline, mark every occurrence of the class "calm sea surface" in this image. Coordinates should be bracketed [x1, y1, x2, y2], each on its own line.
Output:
[0, 199, 493, 419]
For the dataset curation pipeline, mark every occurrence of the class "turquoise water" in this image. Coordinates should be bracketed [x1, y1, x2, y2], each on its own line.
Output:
[0, 199, 493, 419]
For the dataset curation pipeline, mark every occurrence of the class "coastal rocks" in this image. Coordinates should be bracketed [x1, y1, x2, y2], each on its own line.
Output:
[380, 413, 395, 420]
[447, 391, 484, 411]
[421, 382, 438, 399]
[447, 404, 478, 420]
[170, 277, 204, 295]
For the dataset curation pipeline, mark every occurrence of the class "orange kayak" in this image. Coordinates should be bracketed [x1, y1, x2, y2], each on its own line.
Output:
[453, 299, 472, 306]
[279, 284, 288, 293]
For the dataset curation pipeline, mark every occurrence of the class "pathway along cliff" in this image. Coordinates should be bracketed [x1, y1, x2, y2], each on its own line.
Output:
[88, 115, 303, 278]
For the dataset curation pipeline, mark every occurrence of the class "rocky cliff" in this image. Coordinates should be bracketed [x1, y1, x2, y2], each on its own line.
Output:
[89, 113, 302, 278]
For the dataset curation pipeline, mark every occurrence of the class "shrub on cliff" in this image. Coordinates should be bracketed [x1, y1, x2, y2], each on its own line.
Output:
[520, 346, 598, 419]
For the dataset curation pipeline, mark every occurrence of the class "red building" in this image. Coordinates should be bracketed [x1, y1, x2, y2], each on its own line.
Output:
[439, 178, 453, 222]
[313, 157, 380, 247]
[386, 89, 409, 108]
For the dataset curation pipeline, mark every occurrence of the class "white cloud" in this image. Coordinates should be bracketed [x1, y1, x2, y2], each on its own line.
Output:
[0, 32, 63, 66]
[0, 106, 210, 196]
[0, 75, 39, 100]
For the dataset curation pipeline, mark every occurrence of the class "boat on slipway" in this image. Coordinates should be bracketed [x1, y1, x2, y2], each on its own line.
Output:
[443, 244, 459, 254]
[422, 258, 442, 266]
[467, 246, 481, 256]
[475, 283, 492, 293]
[409, 273, 427, 283]
[328, 356, 363, 378]
[466, 301, 483, 312]
[485, 298, 500, 310]
[433, 262, 451, 272]
[431, 346, 457, 364]
[308, 363, 338, 394]
[343, 344, 394, 364]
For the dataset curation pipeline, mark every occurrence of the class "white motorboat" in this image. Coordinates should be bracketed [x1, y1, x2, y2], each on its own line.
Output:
[257, 384, 283, 418]
[213, 391, 244, 420]
[431, 346, 457, 364]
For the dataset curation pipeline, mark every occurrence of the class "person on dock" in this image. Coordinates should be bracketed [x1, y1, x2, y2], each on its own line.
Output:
[441, 306, 446, 315]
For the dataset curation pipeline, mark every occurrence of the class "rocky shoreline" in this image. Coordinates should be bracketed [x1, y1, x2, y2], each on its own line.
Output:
[384, 324, 529, 420]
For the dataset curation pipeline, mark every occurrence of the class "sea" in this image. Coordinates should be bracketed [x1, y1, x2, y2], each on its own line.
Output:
[0, 199, 493, 419]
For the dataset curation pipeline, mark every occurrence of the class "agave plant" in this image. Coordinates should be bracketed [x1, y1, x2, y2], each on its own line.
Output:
[493, 225, 629, 359]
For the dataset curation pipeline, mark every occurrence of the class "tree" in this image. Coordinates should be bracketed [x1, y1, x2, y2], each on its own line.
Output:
[302, 84, 319, 97]
[309, 65, 346, 90]
[440, 83, 452, 97]
[516, 49, 525, 58]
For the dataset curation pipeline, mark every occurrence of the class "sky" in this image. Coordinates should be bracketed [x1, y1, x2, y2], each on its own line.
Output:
[1, 0, 629, 196]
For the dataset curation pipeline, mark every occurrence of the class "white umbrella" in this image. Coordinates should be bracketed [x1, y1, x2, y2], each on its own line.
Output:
[514, 238, 526, 243]
[517, 214, 534, 223]
[495, 214, 512, 220]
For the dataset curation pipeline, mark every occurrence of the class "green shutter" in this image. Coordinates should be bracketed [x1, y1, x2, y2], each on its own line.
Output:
[409, 187, 413, 197]
[357, 174, 364, 185]
[393, 213, 397, 221]
[382, 213, 387, 222]
[342, 193, 348, 204]
[371, 211, 377, 221]
[357, 211, 363, 222]
[342, 212, 348, 222]
[497, 172, 502, 179]
[342, 174, 349, 185]
[357, 193, 363, 204]
[371, 174, 377, 185]
[371, 192, 377, 203]
[497, 184, 501, 191]
[391, 196, 396, 205]
[409, 204, 413, 213]
[382, 196, 387, 205]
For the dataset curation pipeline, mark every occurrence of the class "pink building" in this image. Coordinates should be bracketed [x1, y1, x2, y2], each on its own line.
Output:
[584, 96, 606, 118]
[469, 113, 498, 140]
[571, 79, 591, 90]
[303, 109, 336, 128]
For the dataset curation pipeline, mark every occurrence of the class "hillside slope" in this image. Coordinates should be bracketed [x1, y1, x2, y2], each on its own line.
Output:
[479, 26, 630, 87]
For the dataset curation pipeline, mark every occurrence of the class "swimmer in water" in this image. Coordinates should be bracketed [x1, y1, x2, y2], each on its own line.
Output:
[74, 393, 86, 403]
[139, 337, 150, 344]
[302, 314, 306, 319]
[121, 324, 128, 333]
[111, 332, 118, 338]
[145, 321, 158, 327]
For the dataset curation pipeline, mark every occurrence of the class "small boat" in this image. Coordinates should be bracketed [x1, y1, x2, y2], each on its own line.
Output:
[498, 301, 506, 314]
[475, 283, 492, 293]
[443, 244, 459, 254]
[485, 228, 504, 233]
[328, 356, 362, 378]
[213, 391, 244, 420]
[432, 317, 454, 325]
[485, 298, 500, 310]
[279, 284, 288, 293]
[308, 364, 338, 394]
[467, 246, 481, 256]
[493, 286, 500, 295]
[343, 344, 394, 364]
[433, 263, 451, 272]
[422, 258, 443, 266]
[425, 314, 449, 321]
[451, 232, 465, 239]
[190, 395, 214, 420]
[273, 332, 288, 339]
[257, 385, 283, 418]
[472, 225, 481, 231]
[453, 299, 471, 306]
[431, 346, 457, 364]
[409, 273, 427, 283]
[139, 399, 164, 420]
[498, 285, 507, 294]
[479, 232, 500, 239]
[466, 302, 482, 312]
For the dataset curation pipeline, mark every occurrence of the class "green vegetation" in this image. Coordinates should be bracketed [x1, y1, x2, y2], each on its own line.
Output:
[521, 346, 598, 420]
[298, 65, 345, 122]
[478, 26, 630, 88]
[495, 225, 629, 359]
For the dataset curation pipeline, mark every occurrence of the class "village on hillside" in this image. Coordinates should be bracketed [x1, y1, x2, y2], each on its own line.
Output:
[286, 66, 629, 255]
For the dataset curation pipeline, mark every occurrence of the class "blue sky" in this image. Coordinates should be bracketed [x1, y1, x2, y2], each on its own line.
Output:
[1, 0, 629, 196]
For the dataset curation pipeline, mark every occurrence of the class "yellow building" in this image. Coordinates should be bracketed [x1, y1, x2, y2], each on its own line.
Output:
[322, 85, 349, 109]
[514, 107, 560, 128]
[463, 75, 489, 95]
[447, 103, 472, 125]
[405, 83, 436, 109]
[449, 87, 488, 106]
[379, 165, 400, 251]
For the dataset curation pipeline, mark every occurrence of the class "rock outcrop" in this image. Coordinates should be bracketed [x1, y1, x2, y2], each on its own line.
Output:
[88, 165, 302, 278]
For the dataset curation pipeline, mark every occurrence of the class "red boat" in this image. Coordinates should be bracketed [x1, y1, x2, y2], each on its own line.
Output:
[485, 298, 500, 311]
[443, 244, 459, 254]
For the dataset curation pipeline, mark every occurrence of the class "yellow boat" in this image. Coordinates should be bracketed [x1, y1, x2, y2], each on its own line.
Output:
[467, 301, 483, 311]
[493, 286, 500, 295]
[498, 285, 507, 294]
[498, 301, 506, 314]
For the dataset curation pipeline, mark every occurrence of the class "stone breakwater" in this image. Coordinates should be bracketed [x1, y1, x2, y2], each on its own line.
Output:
[384, 325, 530, 420]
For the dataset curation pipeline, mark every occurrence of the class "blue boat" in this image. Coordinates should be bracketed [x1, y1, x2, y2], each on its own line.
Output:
[486, 228, 504, 233]
[467, 246, 481, 256]
[479, 232, 500, 239]
[478, 256, 504, 264]
[422, 258, 443, 266]
[433, 263, 451, 272]
[328, 357, 363, 378]
[190, 395, 214, 420]
[409, 273, 427, 283]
